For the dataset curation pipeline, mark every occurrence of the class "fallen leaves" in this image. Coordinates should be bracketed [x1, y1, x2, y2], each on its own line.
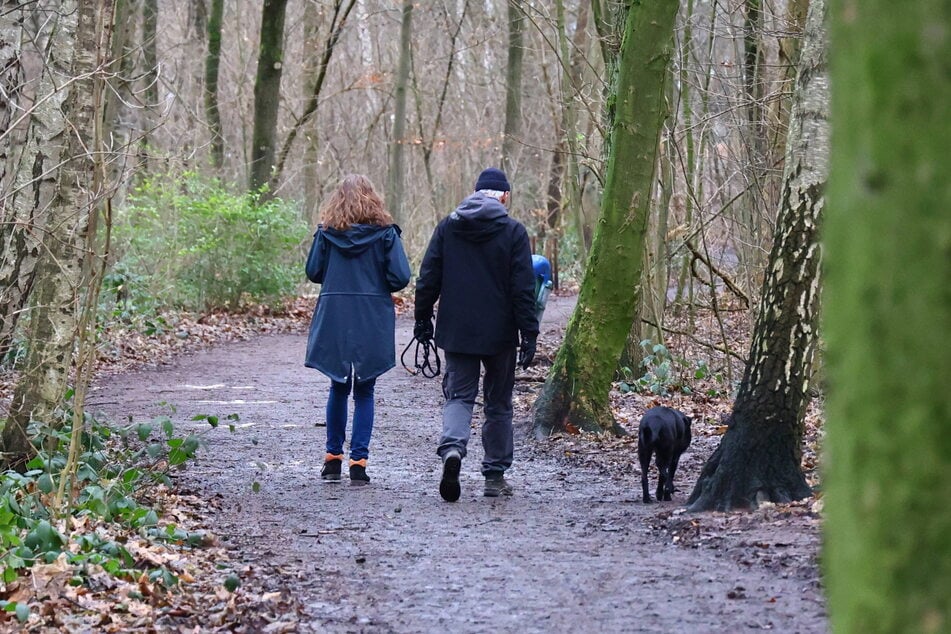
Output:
[0, 486, 307, 632]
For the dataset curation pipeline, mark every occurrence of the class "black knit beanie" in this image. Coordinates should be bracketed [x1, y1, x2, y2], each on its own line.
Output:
[474, 167, 511, 192]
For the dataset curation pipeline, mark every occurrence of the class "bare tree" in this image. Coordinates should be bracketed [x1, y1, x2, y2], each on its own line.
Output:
[410, 0, 469, 217]
[140, 0, 158, 167]
[270, 0, 357, 192]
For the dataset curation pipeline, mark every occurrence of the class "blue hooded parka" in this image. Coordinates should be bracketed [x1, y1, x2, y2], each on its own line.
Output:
[305, 224, 411, 383]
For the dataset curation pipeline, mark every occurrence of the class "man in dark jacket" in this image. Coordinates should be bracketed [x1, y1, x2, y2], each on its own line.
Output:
[415, 167, 539, 502]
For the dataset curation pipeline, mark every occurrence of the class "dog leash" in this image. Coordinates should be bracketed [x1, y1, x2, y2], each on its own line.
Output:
[401, 337, 441, 378]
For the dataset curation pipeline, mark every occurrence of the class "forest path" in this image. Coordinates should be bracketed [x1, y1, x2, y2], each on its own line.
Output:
[89, 296, 826, 633]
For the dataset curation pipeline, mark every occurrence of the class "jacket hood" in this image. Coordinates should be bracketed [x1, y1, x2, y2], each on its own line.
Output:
[449, 192, 509, 242]
[320, 224, 394, 256]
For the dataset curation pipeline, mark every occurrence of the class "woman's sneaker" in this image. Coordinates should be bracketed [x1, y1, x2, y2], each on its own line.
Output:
[349, 459, 370, 486]
[321, 453, 343, 481]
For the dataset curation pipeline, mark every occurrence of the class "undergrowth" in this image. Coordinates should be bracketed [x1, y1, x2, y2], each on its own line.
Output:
[0, 402, 236, 624]
[111, 173, 309, 314]
[619, 338, 727, 397]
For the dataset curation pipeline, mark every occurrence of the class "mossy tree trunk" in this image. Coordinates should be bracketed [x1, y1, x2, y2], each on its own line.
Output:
[249, 0, 288, 191]
[822, 0, 950, 631]
[533, 0, 679, 436]
[204, 0, 224, 169]
[687, 0, 828, 512]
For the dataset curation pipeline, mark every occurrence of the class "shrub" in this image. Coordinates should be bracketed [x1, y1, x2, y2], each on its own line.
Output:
[113, 174, 309, 312]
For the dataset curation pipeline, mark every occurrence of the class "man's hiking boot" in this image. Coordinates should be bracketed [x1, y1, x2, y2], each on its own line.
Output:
[439, 450, 462, 502]
[321, 453, 343, 481]
[349, 459, 370, 486]
[483, 474, 513, 497]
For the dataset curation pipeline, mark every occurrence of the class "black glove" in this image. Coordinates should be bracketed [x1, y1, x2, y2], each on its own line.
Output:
[518, 335, 536, 370]
[414, 318, 434, 343]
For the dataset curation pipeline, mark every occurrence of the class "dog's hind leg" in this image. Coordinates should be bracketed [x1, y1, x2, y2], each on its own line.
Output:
[638, 434, 654, 503]
[669, 453, 683, 494]
[655, 448, 673, 501]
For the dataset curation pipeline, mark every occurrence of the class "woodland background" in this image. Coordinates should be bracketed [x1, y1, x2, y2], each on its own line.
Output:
[0, 0, 947, 631]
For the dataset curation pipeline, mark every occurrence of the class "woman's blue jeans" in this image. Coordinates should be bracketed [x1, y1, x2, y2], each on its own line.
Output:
[325, 375, 376, 461]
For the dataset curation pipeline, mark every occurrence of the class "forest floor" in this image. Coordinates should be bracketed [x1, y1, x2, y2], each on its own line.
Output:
[2, 293, 827, 632]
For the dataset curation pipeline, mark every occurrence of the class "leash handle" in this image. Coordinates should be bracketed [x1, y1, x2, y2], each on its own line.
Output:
[401, 337, 441, 378]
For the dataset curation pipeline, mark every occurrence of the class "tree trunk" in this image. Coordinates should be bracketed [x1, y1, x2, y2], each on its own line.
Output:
[499, 0, 524, 175]
[0, 5, 20, 156]
[593, 0, 630, 163]
[0, 2, 77, 359]
[385, 0, 412, 225]
[687, 0, 828, 512]
[249, 0, 288, 192]
[3, 0, 111, 465]
[189, 0, 208, 40]
[300, 0, 321, 224]
[204, 0, 224, 169]
[823, 0, 950, 631]
[139, 0, 157, 171]
[533, 0, 679, 436]
[544, 138, 565, 289]
[0, 2, 26, 358]
[555, 0, 587, 256]
[103, 0, 136, 163]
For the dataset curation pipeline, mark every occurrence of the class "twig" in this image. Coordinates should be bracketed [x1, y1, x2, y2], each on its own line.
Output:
[641, 318, 747, 365]
[684, 239, 750, 308]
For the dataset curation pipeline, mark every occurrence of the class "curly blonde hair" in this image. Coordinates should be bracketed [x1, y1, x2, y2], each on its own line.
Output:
[319, 174, 394, 230]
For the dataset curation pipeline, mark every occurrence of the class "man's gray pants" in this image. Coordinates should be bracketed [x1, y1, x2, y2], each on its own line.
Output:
[438, 349, 516, 476]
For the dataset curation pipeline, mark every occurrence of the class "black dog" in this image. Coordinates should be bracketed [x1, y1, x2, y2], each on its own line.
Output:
[637, 407, 692, 503]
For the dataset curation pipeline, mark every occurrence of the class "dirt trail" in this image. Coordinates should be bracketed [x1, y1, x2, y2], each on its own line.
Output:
[89, 297, 827, 633]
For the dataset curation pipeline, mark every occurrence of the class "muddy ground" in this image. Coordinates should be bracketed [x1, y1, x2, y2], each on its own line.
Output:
[89, 295, 827, 633]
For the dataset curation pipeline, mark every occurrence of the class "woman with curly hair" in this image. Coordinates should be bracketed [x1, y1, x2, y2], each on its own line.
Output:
[305, 174, 411, 485]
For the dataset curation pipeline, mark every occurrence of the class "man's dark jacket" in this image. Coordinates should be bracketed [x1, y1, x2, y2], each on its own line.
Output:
[305, 224, 411, 383]
[415, 192, 538, 355]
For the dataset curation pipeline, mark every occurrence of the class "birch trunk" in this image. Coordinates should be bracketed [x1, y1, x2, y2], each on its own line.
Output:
[3, 0, 111, 465]
[0, 3, 79, 359]
[688, 0, 828, 511]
